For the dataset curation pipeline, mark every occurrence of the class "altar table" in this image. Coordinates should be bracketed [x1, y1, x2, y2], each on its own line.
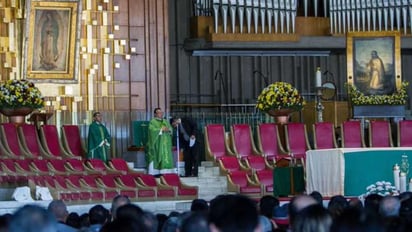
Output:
[306, 148, 412, 196]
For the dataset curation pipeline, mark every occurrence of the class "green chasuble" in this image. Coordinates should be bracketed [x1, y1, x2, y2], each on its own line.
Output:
[146, 117, 174, 174]
[87, 121, 111, 162]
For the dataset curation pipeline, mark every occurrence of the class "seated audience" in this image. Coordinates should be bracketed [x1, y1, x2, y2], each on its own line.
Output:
[47, 200, 78, 232]
[292, 204, 332, 232]
[9, 205, 57, 232]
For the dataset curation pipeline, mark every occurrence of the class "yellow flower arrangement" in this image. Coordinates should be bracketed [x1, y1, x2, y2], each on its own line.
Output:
[347, 81, 409, 105]
[0, 79, 44, 109]
[256, 82, 305, 112]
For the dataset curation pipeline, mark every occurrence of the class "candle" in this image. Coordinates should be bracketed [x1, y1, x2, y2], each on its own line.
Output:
[400, 172, 407, 193]
[394, 164, 400, 190]
[409, 178, 412, 192]
[315, 67, 322, 87]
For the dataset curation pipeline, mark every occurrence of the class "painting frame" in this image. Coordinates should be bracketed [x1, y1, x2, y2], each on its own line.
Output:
[23, 0, 81, 82]
[347, 31, 401, 95]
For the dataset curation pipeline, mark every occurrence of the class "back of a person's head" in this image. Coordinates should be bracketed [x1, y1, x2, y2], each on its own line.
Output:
[79, 213, 90, 228]
[331, 207, 385, 232]
[0, 213, 11, 232]
[379, 196, 401, 217]
[400, 196, 412, 222]
[309, 191, 323, 205]
[190, 199, 209, 213]
[259, 195, 280, 218]
[89, 204, 110, 225]
[288, 194, 317, 226]
[364, 194, 384, 215]
[141, 210, 158, 232]
[9, 205, 57, 232]
[47, 200, 68, 222]
[161, 216, 179, 232]
[115, 203, 144, 221]
[180, 212, 209, 232]
[100, 217, 146, 232]
[209, 194, 259, 232]
[327, 195, 349, 219]
[66, 212, 80, 229]
[110, 195, 131, 220]
[292, 204, 332, 232]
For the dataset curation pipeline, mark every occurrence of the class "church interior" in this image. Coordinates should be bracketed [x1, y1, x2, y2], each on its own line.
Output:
[0, 0, 412, 221]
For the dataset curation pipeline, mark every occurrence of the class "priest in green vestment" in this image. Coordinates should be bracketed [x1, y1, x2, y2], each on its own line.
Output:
[146, 108, 174, 175]
[87, 112, 111, 162]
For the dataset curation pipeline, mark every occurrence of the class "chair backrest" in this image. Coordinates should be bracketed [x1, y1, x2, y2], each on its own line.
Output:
[30, 159, 50, 173]
[18, 124, 43, 156]
[1, 123, 23, 157]
[398, 120, 412, 147]
[61, 125, 85, 158]
[231, 124, 258, 159]
[285, 123, 310, 154]
[65, 158, 86, 172]
[257, 123, 286, 159]
[218, 156, 241, 173]
[255, 169, 273, 186]
[245, 156, 266, 171]
[48, 159, 67, 173]
[39, 125, 63, 157]
[341, 121, 365, 148]
[138, 174, 158, 187]
[313, 122, 337, 149]
[161, 173, 181, 187]
[369, 120, 393, 147]
[86, 159, 108, 172]
[227, 171, 248, 187]
[117, 175, 137, 188]
[108, 158, 130, 172]
[204, 124, 230, 160]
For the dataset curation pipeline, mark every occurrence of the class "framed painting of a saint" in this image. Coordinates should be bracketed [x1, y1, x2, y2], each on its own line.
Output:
[24, 0, 81, 81]
[346, 31, 401, 95]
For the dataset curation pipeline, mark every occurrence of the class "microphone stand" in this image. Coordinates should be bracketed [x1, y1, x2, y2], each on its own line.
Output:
[176, 122, 180, 176]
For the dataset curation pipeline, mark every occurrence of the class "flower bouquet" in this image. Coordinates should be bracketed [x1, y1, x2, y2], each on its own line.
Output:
[0, 79, 44, 109]
[256, 82, 305, 116]
[360, 181, 399, 199]
[347, 81, 409, 105]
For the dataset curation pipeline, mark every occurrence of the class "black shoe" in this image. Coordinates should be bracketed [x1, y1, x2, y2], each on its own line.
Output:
[153, 174, 162, 178]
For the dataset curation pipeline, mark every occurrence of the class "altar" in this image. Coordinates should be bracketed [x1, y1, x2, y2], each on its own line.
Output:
[306, 148, 412, 197]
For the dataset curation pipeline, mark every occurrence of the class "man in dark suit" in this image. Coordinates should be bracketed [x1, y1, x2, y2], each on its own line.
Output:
[172, 117, 199, 177]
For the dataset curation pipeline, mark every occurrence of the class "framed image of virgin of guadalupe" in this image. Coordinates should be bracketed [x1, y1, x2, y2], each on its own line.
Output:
[346, 31, 402, 95]
[23, 0, 81, 82]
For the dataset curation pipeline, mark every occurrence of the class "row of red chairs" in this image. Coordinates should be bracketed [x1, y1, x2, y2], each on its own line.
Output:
[28, 173, 198, 202]
[0, 123, 84, 160]
[226, 169, 274, 199]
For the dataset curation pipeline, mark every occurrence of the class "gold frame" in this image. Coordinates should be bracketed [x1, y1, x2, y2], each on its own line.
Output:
[24, 0, 81, 82]
[347, 31, 401, 95]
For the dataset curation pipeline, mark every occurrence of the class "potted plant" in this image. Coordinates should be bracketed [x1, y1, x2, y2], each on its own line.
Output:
[256, 82, 305, 123]
[0, 79, 44, 124]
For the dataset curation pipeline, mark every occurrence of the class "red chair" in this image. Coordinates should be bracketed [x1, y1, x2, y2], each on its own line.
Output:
[136, 174, 176, 200]
[284, 123, 311, 163]
[204, 124, 235, 161]
[61, 125, 86, 159]
[47, 159, 70, 176]
[53, 175, 81, 201]
[226, 170, 262, 199]
[160, 173, 198, 200]
[79, 175, 118, 201]
[107, 158, 143, 176]
[398, 120, 412, 147]
[218, 156, 250, 175]
[0, 123, 34, 159]
[29, 159, 51, 175]
[39, 125, 79, 159]
[313, 122, 338, 149]
[96, 174, 137, 200]
[41, 175, 72, 201]
[341, 120, 365, 148]
[65, 175, 104, 201]
[230, 124, 263, 160]
[115, 175, 156, 201]
[256, 123, 291, 166]
[0, 159, 28, 185]
[254, 169, 273, 195]
[14, 159, 35, 176]
[18, 124, 55, 159]
[65, 158, 97, 175]
[244, 156, 273, 172]
[369, 120, 393, 147]
[85, 158, 123, 175]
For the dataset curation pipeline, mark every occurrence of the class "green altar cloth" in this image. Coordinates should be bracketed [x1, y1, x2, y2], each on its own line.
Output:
[344, 150, 412, 196]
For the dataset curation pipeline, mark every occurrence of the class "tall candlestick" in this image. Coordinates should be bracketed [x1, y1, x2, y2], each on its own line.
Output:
[394, 164, 400, 190]
[315, 67, 322, 87]
[400, 172, 407, 193]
